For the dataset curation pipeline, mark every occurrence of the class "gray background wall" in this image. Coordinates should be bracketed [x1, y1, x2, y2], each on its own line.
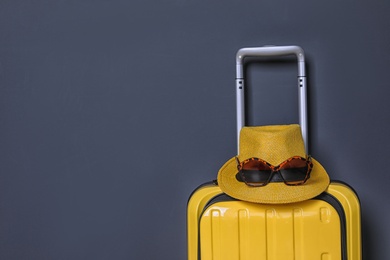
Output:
[0, 0, 389, 259]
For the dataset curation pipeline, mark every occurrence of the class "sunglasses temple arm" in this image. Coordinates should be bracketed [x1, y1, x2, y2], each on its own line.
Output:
[235, 157, 240, 169]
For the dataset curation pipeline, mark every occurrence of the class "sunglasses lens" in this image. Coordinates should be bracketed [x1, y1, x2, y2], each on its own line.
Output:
[279, 158, 309, 185]
[241, 160, 272, 186]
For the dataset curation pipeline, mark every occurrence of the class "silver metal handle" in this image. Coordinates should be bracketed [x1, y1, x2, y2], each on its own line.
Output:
[235, 45, 308, 154]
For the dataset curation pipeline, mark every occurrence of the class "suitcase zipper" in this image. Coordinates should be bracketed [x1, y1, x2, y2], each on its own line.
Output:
[187, 180, 218, 205]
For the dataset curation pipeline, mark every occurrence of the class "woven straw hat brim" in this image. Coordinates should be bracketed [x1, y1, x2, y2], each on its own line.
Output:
[217, 157, 330, 204]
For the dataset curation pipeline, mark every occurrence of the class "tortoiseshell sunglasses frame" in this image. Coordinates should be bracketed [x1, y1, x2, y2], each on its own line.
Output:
[235, 156, 313, 187]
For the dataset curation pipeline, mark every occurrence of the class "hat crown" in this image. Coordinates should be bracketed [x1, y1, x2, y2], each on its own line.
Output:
[239, 124, 306, 165]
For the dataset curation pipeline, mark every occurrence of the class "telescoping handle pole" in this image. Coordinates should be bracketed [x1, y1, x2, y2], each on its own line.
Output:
[235, 45, 308, 154]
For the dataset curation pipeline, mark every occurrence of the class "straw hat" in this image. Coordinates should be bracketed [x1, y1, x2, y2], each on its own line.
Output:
[217, 124, 330, 204]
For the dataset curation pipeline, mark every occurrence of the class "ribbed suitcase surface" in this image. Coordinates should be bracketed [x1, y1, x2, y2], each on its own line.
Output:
[200, 198, 341, 259]
[187, 182, 361, 260]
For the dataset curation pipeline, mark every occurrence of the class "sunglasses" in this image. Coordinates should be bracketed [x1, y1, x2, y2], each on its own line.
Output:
[235, 156, 313, 187]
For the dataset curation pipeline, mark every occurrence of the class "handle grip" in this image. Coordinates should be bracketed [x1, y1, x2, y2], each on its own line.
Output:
[235, 45, 308, 154]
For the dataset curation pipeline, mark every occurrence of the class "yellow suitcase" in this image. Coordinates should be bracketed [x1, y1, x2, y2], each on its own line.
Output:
[187, 46, 361, 259]
[187, 181, 361, 260]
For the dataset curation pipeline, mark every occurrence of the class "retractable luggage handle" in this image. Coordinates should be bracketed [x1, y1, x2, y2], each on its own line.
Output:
[235, 45, 308, 153]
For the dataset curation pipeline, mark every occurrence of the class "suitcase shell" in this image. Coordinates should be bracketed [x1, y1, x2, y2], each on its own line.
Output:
[187, 181, 361, 260]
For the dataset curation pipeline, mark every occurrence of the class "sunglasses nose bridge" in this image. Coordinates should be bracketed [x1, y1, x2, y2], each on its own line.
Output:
[263, 165, 281, 183]
[268, 168, 285, 183]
